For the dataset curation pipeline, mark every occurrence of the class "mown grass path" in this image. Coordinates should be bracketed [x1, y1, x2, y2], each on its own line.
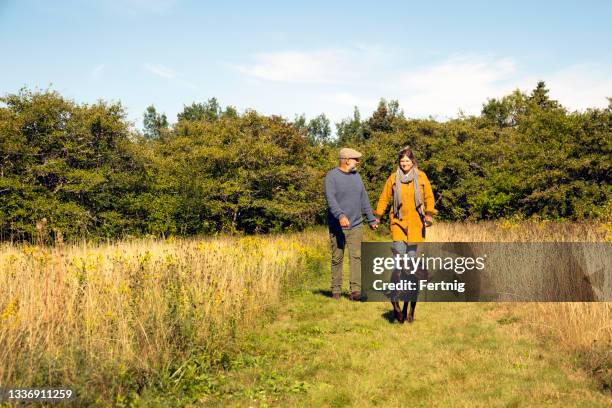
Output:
[200, 269, 611, 407]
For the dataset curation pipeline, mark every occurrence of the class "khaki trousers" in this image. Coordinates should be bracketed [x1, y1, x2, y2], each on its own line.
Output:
[329, 226, 363, 294]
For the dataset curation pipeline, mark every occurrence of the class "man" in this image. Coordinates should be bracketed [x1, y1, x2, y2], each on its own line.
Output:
[324, 147, 379, 301]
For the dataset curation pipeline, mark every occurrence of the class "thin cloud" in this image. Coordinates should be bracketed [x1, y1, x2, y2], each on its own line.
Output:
[327, 92, 376, 111]
[234, 49, 370, 84]
[91, 64, 105, 79]
[232, 48, 611, 123]
[547, 63, 612, 111]
[399, 56, 516, 90]
[144, 63, 177, 79]
[395, 57, 611, 117]
[396, 55, 523, 118]
[233, 49, 528, 119]
[143, 63, 197, 90]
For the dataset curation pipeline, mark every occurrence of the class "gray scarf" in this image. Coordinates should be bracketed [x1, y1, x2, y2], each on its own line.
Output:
[393, 166, 425, 221]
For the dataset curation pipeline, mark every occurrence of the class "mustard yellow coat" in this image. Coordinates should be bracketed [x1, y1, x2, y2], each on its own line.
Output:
[374, 169, 437, 243]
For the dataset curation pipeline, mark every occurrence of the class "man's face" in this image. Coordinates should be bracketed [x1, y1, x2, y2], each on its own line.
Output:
[346, 157, 360, 172]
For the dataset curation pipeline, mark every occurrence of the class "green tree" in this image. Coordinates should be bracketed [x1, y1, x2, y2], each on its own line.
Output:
[291, 114, 308, 137]
[336, 107, 363, 146]
[528, 81, 559, 110]
[222, 105, 239, 119]
[143, 105, 168, 139]
[156, 111, 327, 234]
[1, 84, 609, 243]
[307, 114, 331, 146]
[481, 89, 528, 127]
[0, 88, 152, 241]
[363, 99, 403, 138]
[177, 98, 222, 122]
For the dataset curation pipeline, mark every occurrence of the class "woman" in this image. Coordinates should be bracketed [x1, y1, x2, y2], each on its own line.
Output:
[374, 146, 437, 323]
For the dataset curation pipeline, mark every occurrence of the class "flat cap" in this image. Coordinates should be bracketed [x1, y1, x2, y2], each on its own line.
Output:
[339, 147, 362, 159]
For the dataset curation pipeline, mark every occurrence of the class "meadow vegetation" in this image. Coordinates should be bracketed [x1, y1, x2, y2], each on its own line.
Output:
[0, 231, 327, 405]
[0, 221, 609, 406]
[428, 221, 611, 394]
[188, 220, 611, 406]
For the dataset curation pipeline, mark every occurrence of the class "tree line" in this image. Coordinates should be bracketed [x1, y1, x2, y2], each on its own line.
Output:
[0, 82, 609, 242]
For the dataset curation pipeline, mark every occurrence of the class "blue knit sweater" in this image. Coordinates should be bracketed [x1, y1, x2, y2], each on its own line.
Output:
[324, 167, 377, 231]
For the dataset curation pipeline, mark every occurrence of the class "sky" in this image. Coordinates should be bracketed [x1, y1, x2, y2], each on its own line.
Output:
[1, 0, 611, 130]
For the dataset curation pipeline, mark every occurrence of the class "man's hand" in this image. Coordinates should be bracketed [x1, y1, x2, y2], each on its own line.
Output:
[339, 215, 350, 228]
[370, 218, 380, 230]
[424, 214, 433, 227]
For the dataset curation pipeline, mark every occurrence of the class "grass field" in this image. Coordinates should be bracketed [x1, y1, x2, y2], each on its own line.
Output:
[0, 221, 610, 406]
[197, 274, 611, 407]
[0, 232, 327, 405]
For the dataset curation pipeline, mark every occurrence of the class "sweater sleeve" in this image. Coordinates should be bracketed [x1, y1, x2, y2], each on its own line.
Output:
[421, 172, 438, 216]
[324, 172, 345, 220]
[375, 174, 394, 217]
[360, 178, 377, 224]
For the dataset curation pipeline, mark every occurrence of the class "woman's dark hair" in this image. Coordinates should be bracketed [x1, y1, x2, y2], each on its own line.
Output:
[397, 146, 417, 166]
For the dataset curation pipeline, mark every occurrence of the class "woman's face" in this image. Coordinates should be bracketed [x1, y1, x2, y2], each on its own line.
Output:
[399, 155, 414, 172]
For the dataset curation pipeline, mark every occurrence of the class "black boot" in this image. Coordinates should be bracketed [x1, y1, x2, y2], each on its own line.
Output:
[392, 301, 404, 323]
[407, 301, 416, 323]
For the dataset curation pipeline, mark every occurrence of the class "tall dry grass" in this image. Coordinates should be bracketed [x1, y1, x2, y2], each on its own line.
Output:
[0, 220, 609, 403]
[425, 220, 611, 389]
[427, 219, 611, 242]
[0, 231, 327, 403]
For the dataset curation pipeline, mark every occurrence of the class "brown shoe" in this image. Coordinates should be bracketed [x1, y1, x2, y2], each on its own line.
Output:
[332, 292, 341, 300]
[350, 291, 361, 301]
